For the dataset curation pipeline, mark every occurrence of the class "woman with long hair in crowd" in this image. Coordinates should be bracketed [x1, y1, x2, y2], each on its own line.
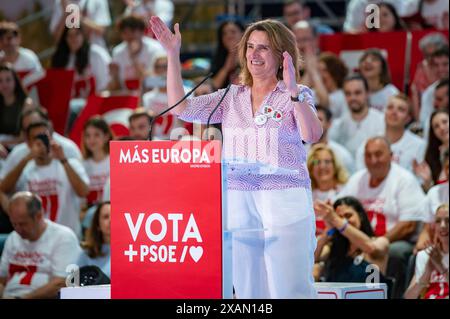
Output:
[313, 196, 390, 283]
[359, 48, 399, 112]
[0, 63, 33, 149]
[308, 143, 349, 235]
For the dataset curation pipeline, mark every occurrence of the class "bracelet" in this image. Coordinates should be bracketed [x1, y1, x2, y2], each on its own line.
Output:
[337, 219, 349, 233]
[60, 158, 68, 164]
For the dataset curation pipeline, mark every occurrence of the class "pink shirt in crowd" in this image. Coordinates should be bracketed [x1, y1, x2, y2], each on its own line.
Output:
[179, 81, 316, 191]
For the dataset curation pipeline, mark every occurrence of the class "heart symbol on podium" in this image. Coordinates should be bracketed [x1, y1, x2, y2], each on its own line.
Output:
[189, 246, 203, 262]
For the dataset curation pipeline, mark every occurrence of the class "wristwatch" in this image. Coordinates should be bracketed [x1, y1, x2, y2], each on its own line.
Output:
[290, 91, 305, 103]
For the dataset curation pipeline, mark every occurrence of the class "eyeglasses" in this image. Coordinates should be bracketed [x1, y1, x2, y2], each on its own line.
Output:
[311, 159, 333, 166]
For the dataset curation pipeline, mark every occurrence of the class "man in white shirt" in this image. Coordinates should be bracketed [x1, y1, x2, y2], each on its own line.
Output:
[338, 137, 426, 296]
[108, 15, 164, 92]
[0, 191, 81, 298]
[0, 122, 89, 237]
[329, 74, 385, 157]
[355, 94, 427, 173]
[419, 47, 449, 129]
[0, 108, 82, 186]
[50, 0, 111, 49]
[0, 21, 44, 87]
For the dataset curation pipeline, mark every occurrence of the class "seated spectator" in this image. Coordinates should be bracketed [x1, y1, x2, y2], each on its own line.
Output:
[415, 149, 449, 253]
[414, 109, 449, 188]
[0, 121, 89, 237]
[355, 94, 427, 173]
[410, 33, 448, 120]
[307, 143, 349, 235]
[313, 196, 390, 283]
[359, 49, 399, 112]
[81, 116, 112, 208]
[0, 64, 33, 149]
[143, 53, 186, 140]
[419, 47, 449, 129]
[308, 106, 355, 173]
[107, 15, 164, 92]
[124, 0, 175, 34]
[210, 18, 245, 90]
[318, 52, 349, 119]
[0, 21, 44, 87]
[76, 201, 110, 278]
[338, 137, 426, 296]
[328, 75, 385, 157]
[50, 0, 112, 49]
[51, 26, 111, 97]
[292, 21, 329, 107]
[0, 191, 81, 298]
[367, 2, 407, 32]
[129, 108, 153, 140]
[282, 0, 334, 34]
[0, 107, 82, 186]
[404, 204, 449, 299]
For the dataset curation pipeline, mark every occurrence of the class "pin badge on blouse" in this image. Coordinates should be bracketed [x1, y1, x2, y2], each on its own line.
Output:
[272, 110, 283, 122]
[254, 114, 268, 125]
[263, 105, 274, 117]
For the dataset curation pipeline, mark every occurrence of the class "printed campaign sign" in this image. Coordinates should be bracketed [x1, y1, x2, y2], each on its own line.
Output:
[110, 140, 223, 298]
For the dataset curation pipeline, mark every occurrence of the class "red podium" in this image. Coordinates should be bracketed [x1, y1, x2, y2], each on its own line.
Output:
[110, 140, 231, 299]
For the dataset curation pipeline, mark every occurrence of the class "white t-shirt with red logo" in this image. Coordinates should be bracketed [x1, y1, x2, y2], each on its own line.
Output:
[338, 163, 426, 237]
[13, 47, 44, 87]
[0, 220, 81, 298]
[415, 249, 449, 299]
[313, 184, 344, 236]
[16, 158, 89, 237]
[422, 182, 449, 223]
[82, 156, 109, 206]
[354, 130, 427, 173]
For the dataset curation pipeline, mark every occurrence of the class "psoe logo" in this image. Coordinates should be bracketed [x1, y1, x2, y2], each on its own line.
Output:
[123, 212, 204, 264]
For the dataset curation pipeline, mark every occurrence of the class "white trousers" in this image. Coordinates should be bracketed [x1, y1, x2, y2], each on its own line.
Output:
[227, 187, 317, 299]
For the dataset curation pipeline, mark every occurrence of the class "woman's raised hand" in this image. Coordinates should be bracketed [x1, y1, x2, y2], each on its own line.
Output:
[149, 16, 181, 55]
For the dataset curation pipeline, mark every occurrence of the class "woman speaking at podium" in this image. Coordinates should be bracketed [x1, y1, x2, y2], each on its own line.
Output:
[150, 16, 322, 299]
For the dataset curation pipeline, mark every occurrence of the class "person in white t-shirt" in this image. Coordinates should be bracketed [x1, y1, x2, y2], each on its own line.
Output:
[359, 49, 399, 113]
[328, 74, 385, 157]
[51, 26, 111, 97]
[306, 105, 355, 174]
[338, 136, 426, 296]
[108, 15, 164, 92]
[355, 94, 427, 173]
[50, 0, 112, 49]
[0, 21, 44, 87]
[318, 52, 349, 120]
[1, 122, 89, 237]
[404, 204, 449, 299]
[0, 191, 81, 298]
[81, 116, 112, 208]
[420, 0, 449, 30]
[415, 149, 449, 253]
[0, 108, 82, 186]
[419, 47, 449, 130]
[143, 52, 186, 140]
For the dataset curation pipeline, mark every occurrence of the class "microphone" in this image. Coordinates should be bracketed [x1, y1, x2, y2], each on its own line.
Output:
[148, 72, 213, 140]
[205, 83, 232, 141]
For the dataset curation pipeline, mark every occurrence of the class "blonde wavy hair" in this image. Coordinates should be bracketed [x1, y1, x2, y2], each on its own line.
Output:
[307, 143, 349, 189]
[237, 19, 301, 86]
